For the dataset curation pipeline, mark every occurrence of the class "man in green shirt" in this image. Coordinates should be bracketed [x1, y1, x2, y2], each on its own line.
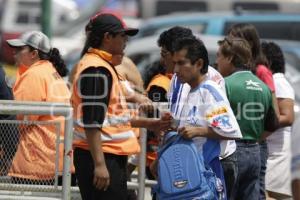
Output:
[216, 37, 279, 200]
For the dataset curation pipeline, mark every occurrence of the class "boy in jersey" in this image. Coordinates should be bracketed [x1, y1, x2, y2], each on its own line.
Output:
[172, 37, 242, 199]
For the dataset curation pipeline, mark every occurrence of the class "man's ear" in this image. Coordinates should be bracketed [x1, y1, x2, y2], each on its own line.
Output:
[196, 58, 204, 71]
[227, 56, 233, 64]
[103, 32, 112, 42]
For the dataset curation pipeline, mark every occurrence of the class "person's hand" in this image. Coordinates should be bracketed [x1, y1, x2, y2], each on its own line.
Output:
[139, 97, 154, 114]
[148, 118, 172, 133]
[161, 111, 172, 121]
[178, 126, 199, 139]
[93, 163, 110, 191]
[151, 112, 173, 132]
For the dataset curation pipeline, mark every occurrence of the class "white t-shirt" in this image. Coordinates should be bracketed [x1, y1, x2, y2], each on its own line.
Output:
[265, 73, 295, 195]
[179, 79, 242, 162]
[267, 73, 295, 153]
[168, 66, 238, 159]
[292, 117, 300, 181]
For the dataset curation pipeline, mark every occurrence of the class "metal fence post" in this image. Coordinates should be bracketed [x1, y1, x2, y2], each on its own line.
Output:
[62, 107, 73, 200]
[137, 127, 147, 200]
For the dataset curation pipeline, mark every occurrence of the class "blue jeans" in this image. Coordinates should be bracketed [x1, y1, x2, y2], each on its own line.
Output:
[221, 152, 238, 200]
[259, 141, 268, 200]
[235, 141, 261, 200]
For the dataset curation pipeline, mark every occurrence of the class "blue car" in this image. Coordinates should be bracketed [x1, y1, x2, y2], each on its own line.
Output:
[135, 12, 300, 41]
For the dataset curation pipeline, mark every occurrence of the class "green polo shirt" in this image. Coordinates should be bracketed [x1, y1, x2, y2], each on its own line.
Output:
[225, 71, 274, 140]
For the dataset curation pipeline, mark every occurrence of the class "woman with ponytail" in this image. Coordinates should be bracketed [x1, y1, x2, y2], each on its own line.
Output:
[6, 31, 73, 184]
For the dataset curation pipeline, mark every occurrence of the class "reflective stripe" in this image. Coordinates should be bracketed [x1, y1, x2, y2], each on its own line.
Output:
[102, 115, 131, 127]
[74, 129, 136, 142]
[73, 114, 131, 128]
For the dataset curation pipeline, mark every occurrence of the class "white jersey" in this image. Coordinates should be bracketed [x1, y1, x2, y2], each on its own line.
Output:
[179, 79, 242, 162]
[168, 66, 237, 159]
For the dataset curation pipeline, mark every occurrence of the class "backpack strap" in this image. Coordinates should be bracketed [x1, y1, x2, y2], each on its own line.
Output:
[158, 131, 179, 157]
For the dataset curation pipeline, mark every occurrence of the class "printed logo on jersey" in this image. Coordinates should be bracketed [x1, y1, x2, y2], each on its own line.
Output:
[206, 104, 235, 133]
[245, 80, 262, 91]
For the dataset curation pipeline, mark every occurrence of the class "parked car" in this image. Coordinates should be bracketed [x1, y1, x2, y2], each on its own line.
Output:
[62, 34, 300, 109]
[0, 0, 80, 64]
[125, 34, 300, 113]
[140, 0, 300, 18]
[134, 12, 300, 42]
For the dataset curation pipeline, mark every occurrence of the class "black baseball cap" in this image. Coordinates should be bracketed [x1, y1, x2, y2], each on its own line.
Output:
[88, 13, 139, 36]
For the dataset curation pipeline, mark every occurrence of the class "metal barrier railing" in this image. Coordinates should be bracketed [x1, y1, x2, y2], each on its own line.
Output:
[0, 100, 166, 200]
[0, 100, 73, 200]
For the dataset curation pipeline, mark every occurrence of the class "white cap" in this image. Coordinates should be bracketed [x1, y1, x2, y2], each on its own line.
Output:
[7, 31, 51, 53]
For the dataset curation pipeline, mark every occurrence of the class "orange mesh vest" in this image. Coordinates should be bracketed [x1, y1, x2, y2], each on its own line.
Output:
[146, 74, 171, 165]
[71, 48, 140, 155]
[9, 60, 71, 180]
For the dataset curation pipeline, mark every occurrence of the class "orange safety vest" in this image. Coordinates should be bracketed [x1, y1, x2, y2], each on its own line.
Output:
[71, 48, 140, 155]
[9, 60, 71, 180]
[145, 74, 171, 166]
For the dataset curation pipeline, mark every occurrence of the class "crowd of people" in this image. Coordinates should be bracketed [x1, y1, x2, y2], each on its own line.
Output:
[0, 11, 299, 200]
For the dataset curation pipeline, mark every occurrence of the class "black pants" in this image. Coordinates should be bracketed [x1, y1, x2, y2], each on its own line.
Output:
[74, 148, 128, 200]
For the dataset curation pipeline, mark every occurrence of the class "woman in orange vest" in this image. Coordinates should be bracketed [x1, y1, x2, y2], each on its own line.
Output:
[71, 13, 171, 200]
[6, 31, 72, 184]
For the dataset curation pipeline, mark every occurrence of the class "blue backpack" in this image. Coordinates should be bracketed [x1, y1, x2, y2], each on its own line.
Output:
[153, 132, 219, 200]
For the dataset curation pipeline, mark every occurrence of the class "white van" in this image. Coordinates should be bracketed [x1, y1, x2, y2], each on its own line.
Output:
[140, 0, 300, 18]
[0, 0, 79, 63]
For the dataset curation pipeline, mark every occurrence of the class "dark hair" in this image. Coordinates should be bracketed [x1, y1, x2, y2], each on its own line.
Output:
[144, 61, 166, 89]
[227, 23, 267, 71]
[81, 21, 105, 57]
[81, 20, 119, 57]
[261, 41, 285, 73]
[218, 37, 252, 69]
[28, 46, 68, 77]
[157, 26, 194, 53]
[173, 37, 209, 74]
